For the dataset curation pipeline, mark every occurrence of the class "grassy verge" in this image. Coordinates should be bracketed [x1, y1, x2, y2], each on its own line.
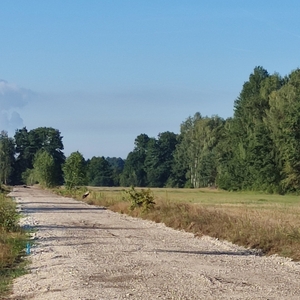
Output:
[0, 186, 28, 299]
[53, 186, 300, 261]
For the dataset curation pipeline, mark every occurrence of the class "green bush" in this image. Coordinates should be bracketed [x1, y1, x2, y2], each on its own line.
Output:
[123, 186, 155, 212]
[21, 168, 37, 186]
[0, 194, 19, 231]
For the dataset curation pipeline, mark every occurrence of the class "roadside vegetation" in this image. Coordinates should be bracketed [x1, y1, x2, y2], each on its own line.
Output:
[53, 186, 300, 261]
[0, 186, 27, 298]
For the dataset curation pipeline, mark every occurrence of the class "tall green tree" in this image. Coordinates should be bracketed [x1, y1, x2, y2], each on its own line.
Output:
[219, 67, 282, 191]
[169, 133, 189, 187]
[14, 127, 30, 183]
[14, 127, 65, 184]
[156, 131, 178, 186]
[265, 69, 300, 192]
[87, 156, 113, 186]
[144, 137, 161, 187]
[172, 113, 224, 188]
[172, 113, 202, 187]
[106, 157, 125, 186]
[120, 134, 150, 187]
[33, 150, 56, 187]
[145, 131, 178, 187]
[63, 151, 86, 189]
[121, 132, 178, 187]
[0, 131, 15, 185]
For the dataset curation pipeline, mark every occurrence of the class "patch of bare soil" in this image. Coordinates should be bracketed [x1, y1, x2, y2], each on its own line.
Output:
[7, 186, 300, 299]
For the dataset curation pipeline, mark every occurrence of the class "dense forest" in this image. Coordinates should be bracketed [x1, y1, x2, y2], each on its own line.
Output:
[1, 66, 300, 194]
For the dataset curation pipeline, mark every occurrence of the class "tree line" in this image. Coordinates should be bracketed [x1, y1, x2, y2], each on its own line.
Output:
[1, 66, 300, 193]
[0, 127, 124, 189]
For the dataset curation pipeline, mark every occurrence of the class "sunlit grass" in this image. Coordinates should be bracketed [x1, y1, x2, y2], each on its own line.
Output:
[53, 186, 300, 261]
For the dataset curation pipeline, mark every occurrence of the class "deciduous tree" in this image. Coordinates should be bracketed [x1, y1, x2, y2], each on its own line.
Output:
[33, 150, 56, 187]
[63, 151, 86, 189]
[0, 131, 15, 185]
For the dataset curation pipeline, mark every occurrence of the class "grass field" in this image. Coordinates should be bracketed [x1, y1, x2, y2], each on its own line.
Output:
[54, 186, 300, 261]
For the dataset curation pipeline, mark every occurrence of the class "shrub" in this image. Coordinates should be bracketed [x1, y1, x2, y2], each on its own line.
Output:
[123, 186, 155, 212]
[0, 194, 19, 231]
[21, 169, 37, 186]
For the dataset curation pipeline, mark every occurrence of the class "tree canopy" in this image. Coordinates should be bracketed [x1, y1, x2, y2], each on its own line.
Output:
[2, 66, 300, 193]
[14, 127, 65, 185]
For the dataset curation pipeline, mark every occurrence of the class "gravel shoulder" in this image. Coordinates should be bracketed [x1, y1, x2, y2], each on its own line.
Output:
[7, 186, 300, 300]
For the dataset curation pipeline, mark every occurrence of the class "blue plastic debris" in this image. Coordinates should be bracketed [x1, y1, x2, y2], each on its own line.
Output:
[26, 242, 31, 255]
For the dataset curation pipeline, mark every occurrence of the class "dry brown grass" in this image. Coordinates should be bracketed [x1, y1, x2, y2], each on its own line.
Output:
[55, 186, 300, 261]
[0, 242, 11, 268]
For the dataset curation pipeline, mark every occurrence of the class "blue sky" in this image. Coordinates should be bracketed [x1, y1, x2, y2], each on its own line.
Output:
[1, 1, 300, 159]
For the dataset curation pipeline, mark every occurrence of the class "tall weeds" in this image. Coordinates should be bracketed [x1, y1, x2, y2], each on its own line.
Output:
[0, 189, 27, 298]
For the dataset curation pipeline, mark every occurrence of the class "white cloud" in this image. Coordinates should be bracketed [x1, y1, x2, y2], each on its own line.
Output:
[0, 111, 24, 134]
[0, 80, 34, 134]
[0, 80, 34, 110]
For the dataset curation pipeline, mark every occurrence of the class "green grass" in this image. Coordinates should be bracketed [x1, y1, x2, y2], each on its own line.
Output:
[0, 187, 28, 299]
[53, 186, 300, 261]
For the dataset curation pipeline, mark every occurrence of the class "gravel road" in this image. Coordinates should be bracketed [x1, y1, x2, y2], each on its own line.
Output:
[7, 186, 300, 299]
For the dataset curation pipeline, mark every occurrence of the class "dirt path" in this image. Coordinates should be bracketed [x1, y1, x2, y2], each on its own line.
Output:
[7, 186, 300, 299]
